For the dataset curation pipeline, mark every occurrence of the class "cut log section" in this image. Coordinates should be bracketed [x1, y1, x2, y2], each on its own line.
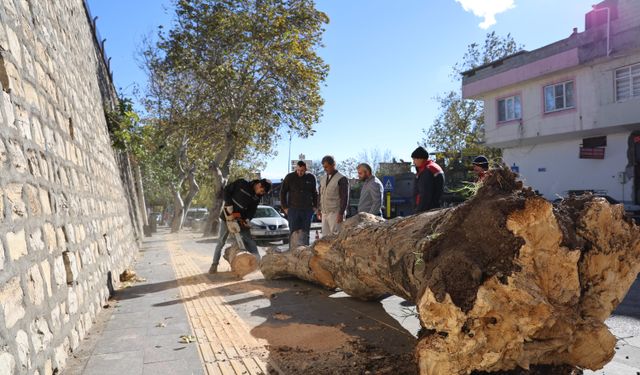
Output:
[260, 168, 640, 374]
[223, 244, 258, 277]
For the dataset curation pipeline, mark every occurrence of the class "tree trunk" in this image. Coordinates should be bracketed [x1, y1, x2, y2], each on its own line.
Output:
[223, 244, 259, 277]
[261, 168, 640, 374]
[170, 185, 185, 233]
[203, 158, 230, 237]
[181, 166, 200, 224]
[170, 136, 189, 233]
[133, 161, 149, 226]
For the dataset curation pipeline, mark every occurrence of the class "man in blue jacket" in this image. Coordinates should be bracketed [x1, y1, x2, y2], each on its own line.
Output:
[209, 178, 271, 274]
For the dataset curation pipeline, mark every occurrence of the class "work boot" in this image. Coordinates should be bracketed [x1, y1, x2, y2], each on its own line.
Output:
[208, 264, 218, 274]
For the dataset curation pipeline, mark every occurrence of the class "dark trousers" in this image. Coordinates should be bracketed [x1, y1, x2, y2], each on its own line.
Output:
[287, 208, 313, 246]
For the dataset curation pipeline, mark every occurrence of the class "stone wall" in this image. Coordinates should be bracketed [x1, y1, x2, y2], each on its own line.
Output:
[0, 1, 140, 374]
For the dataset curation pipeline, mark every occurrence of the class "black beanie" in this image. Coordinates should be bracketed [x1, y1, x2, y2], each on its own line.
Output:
[258, 178, 271, 193]
[473, 155, 489, 170]
[411, 146, 429, 159]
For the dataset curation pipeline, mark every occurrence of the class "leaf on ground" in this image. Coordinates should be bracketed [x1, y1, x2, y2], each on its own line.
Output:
[179, 334, 196, 344]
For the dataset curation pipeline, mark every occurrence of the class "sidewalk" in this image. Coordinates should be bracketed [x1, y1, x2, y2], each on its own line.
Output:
[64, 228, 640, 375]
[64, 235, 204, 375]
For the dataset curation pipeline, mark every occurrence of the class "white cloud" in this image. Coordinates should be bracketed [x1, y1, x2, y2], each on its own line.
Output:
[455, 0, 515, 29]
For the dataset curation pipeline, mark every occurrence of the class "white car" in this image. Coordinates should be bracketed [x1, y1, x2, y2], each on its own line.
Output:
[250, 205, 290, 245]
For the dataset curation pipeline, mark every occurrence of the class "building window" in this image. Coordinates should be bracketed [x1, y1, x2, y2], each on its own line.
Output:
[615, 63, 640, 101]
[579, 136, 606, 159]
[544, 81, 574, 112]
[497, 95, 521, 122]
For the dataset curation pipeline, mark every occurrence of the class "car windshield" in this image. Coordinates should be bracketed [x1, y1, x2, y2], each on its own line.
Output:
[254, 207, 281, 218]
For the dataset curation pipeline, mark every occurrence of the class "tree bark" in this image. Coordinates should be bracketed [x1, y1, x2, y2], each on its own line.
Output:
[181, 165, 200, 224]
[170, 136, 189, 233]
[223, 243, 258, 277]
[203, 141, 233, 237]
[133, 160, 149, 226]
[260, 168, 640, 374]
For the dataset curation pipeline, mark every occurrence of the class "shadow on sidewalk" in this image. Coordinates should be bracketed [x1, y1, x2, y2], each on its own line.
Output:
[146, 271, 419, 374]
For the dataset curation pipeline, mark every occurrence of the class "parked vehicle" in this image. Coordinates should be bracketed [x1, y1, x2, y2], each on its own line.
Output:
[250, 205, 290, 245]
[191, 212, 209, 232]
[184, 208, 208, 228]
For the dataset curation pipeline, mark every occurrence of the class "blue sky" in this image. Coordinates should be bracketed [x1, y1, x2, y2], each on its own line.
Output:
[87, 0, 595, 179]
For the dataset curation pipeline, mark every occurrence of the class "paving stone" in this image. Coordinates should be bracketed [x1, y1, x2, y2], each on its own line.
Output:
[83, 351, 143, 375]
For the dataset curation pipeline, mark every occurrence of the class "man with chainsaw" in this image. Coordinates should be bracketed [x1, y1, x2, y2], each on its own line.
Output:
[209, 178, 271, 274]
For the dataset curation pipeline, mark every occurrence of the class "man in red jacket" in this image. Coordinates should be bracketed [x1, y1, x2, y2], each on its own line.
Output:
[411, 146, 444, 213]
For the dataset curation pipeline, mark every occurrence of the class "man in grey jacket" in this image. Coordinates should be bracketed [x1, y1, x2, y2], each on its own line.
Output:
[356, 163, 383, 216]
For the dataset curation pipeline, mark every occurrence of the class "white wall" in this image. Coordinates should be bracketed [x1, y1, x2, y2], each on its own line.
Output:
[503, 132, 634, 203]
[484, 50, 640, 147]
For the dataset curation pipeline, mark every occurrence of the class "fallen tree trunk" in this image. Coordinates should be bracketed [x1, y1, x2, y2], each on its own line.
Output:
[223, 244, 258, 278]
[261, 168, 640, 374]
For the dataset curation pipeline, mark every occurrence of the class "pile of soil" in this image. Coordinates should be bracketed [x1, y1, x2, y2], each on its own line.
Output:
[266, 339, 416, 375]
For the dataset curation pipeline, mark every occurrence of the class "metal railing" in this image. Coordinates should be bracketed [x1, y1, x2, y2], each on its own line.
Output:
[81, 0, 114, 84]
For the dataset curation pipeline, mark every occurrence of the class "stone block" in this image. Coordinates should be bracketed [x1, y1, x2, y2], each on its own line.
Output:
[0, 277, 25, 328]
[0, 352, 15, 375]
[30, 317, 53, 354]
[7, 229, 28, 261]
[67, 287, 78, 315]
[5, 26, 21, 67]
[39, 188, 51, 215]
[50, 305, 60, 330]
[69, 328, 79, 351]
[14, 104, 32, 140]
[31, 117, 45, 148]
[6, 139, 27, 174]
[62, 251, 78, 284]
[2, 92, 15, 128]
[40, 260, 52, 297]
[6, 183, 25, 220]
[15, 330, 30, 371]
[28, 228, 44, 252]
[52, 339, 68, 369]
[0, 139, 7, 167]
[56, 227, 66, 251]
[53, 256, 65, 287]
[42, 223, 56, 253]
[26, 263, 45, 306]
[44, 359, 53, 375]
[26, 149, 40, 178]
[63, 224, 75, 244]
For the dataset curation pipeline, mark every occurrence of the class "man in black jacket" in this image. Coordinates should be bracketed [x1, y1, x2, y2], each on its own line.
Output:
[411, 146, 444, 213]
[280, 160, 318, 246]
[209, 178, 271, 274]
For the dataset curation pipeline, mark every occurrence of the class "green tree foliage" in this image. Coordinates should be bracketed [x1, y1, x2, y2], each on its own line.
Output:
[105, 97, 148, 159]
[423, 32, 523, 187]
[142, 0, 329, 234]
[145, 0, 329, 157]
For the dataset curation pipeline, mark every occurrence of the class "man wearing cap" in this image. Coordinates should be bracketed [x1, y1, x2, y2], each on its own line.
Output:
[411, 146, 444, 213]
[280, 160, 318, 246]
[472, 155, 489, 183]
[209, 178, 271, 274]
[318, 155, 349, 236]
